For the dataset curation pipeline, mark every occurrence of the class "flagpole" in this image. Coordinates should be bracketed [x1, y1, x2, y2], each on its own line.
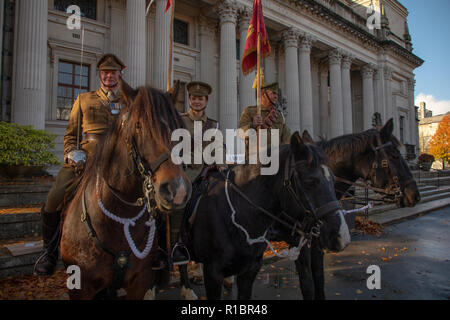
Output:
[256, 3, 262, 159]
[166, 1, 175, 92]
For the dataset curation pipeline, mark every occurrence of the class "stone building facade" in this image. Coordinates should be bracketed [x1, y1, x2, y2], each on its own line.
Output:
[0, 0, 423, 174]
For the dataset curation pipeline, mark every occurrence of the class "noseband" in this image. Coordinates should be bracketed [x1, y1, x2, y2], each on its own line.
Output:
[283, 152, 342, 241]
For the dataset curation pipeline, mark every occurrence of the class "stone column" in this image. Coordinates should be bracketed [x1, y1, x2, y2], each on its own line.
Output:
[199, 16, 218, 118]
[408, 78, 418, 147]
[362, 64, 375, 130]
[374, 67, 384, 118]
[153, 0, 172, 90]
[319, 63, 329, 138]
[329, 49, 343, 137]
[13, 0, 48, 130]
[218, 1, 238, 130]
[282, 28, 300, 132]
[341, 54, 353, 134]
[125, 0, 146, 88]
[238, 8, 255, 115]
[298, 34, 314, 136]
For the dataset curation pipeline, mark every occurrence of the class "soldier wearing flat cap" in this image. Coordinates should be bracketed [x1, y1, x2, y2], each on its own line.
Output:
[34, 54, 126, 276]
[238, 75, 291, 155]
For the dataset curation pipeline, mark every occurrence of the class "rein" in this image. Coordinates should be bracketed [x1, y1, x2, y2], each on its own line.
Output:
[219, 151, 341, 257]
[335, 133, 406, 204]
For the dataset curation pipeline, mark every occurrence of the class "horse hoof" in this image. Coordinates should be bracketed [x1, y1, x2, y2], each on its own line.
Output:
[181, 286, 198, 300]
[223, 276, 234, 290]
[143, 288, 156, 300]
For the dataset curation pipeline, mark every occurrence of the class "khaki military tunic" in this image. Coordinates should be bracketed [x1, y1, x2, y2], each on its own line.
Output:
[238, 106, 291, 157]
[45, 88, 123, 212]
[180, 109, 221, 183]
[64, 88, 123, 156]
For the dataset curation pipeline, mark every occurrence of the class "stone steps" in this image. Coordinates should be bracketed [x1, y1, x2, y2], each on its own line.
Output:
[0, 207, 42, 240]
[0, 237, 63, 279]
[0, 184, 51, 208]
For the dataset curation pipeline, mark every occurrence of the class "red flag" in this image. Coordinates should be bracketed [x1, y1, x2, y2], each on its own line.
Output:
[241, 0, 271, 75]
[165, 0, 172, 13]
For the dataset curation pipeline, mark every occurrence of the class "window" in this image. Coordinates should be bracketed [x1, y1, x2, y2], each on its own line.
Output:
[399, 116, 405, 144]
[54, 0, 97, 20]
[174, 19, 189, 46]
[57, 61, 90, 121]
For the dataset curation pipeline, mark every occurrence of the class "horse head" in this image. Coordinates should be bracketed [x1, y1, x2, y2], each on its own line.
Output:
[284, 131, 350, 252]
[363, 119, 420, 207]
[119, 79, 192, 211]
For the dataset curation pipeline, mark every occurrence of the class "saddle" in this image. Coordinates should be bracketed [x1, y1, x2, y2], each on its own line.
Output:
[185, 165, 221, 227]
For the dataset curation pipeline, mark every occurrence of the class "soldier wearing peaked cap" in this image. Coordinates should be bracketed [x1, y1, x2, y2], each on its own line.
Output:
[238, 75, 291, 157]
[34, 54, 127, 276]
[166, 81, 227, 267]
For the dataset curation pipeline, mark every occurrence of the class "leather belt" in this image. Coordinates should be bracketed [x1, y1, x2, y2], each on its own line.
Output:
[85, 133, 103, 142]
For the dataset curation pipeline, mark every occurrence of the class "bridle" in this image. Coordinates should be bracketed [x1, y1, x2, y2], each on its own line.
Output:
[283, 152, 342, 244]
[335, 132, 410, 205]
[222, 150, 342, 248]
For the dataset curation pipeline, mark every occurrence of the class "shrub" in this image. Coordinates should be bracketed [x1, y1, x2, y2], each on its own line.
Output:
[0, 122, 61, 166]
[418, 153, 435, 164]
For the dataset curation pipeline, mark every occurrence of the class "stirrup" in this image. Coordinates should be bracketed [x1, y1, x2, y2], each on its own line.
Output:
[171, 242, 191, 266]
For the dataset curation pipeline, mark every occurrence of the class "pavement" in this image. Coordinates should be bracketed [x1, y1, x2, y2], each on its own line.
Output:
[156, 204, 450, 300]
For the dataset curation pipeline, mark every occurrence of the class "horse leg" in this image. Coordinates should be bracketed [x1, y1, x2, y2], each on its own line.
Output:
[311, 240, 326, 300]
[236, 262, 262, 300]
[295, 246, 315, 300]
[203, 263, 224, 300]
[179, 264, 198, 300]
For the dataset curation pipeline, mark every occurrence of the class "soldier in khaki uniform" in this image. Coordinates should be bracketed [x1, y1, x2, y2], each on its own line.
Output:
[34, 54, 126, 276]
[165, 81, 224, 266]
[238, 81, 291, 157]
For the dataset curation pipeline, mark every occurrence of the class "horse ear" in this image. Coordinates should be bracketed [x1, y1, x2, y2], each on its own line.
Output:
[380, 118, 394, 141]
[291, 131, 309, 159]
[302, 130, 314, 144]
[119, 78, 138, 106]
[167, 80, 181, 105]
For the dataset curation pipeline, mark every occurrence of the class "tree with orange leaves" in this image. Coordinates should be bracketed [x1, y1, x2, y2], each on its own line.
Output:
[429, 114, 450, 169]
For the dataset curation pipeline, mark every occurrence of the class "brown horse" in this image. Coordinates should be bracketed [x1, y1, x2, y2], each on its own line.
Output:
[60, 80, 191, 300]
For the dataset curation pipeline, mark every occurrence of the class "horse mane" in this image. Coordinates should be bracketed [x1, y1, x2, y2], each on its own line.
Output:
[318, 129, 379, 158]
[319, 129, 402, 159]
[82, 86, 184, 184]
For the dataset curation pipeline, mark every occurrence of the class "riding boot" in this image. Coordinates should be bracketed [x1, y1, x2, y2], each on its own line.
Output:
[34, 206, 61, 276]
[171, 211, 191, 266]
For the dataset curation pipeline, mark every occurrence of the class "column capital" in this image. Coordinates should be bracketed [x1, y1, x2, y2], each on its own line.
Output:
[341, 53, 354, 70]
[218, 0, 238, 25]
[282, 28, 300, 49]
[329, 49, 342, 66]
[383, 66, 393, 80]
[238, 6, 251, 32]
[298, 34, 315, 53]
[362, 64, 376, 79]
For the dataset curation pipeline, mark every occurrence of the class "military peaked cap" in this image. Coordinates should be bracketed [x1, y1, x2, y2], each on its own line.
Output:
[97, 54, 126, 71]
[187, 81, 212, 96]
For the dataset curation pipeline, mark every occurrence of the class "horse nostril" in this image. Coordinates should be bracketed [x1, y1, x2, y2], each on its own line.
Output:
[159, 182, 174, 202]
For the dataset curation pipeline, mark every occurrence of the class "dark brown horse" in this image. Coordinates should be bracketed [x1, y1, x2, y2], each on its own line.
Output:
[60, 80, 191, 300]
[281, 119, 420, 300]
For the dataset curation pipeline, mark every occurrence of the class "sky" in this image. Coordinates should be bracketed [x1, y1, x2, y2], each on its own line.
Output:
[405, 0, 450, 116]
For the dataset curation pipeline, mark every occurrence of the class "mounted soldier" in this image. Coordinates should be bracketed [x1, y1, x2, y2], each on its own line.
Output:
[163, 81, 225, 267]
[238, 78, 291, 155]
[34, 54, 126, 276]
